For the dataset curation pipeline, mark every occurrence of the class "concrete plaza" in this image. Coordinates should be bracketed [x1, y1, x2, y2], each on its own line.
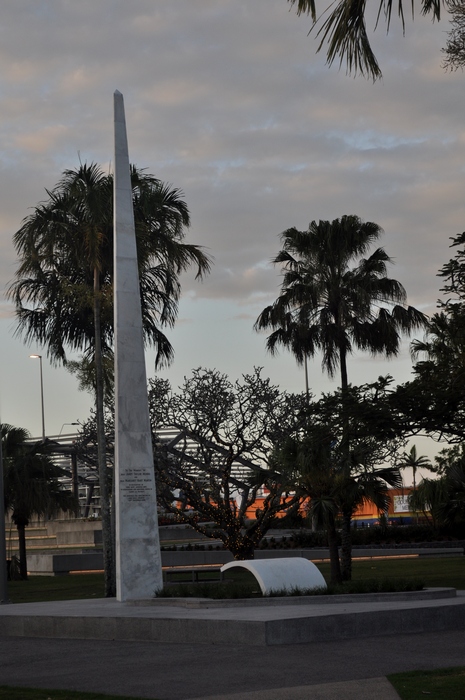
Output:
[1, 626, 464, 699]
[0, 590, 464, 699]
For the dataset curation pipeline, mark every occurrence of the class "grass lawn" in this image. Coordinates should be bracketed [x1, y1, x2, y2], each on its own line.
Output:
[0, 689, 152, 700]
[5, 555, 464, 603]
[6, 573, 105, 603]
[318, 555, 465, 591]
[388, 667, 465, 700]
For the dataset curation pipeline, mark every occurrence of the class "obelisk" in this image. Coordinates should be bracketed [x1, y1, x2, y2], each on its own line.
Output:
[113, 90, 163, 601]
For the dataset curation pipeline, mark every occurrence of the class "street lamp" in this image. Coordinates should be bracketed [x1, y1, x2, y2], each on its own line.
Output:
[29, 354, 45, 442]
[0, 430, 10, 604]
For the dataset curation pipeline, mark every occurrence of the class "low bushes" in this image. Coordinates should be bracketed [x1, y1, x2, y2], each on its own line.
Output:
[266, 524, 465, 549]
[157, 576, 424, 599]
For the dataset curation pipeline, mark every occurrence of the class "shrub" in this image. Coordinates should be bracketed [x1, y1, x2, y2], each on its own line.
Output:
[157, 577, 424, 599]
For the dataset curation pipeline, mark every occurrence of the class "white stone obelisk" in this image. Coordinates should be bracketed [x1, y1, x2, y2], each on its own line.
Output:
[113, 90, 163, 602]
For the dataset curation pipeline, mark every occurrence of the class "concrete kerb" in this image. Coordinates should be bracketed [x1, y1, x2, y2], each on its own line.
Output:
[1, 588, 464, 647]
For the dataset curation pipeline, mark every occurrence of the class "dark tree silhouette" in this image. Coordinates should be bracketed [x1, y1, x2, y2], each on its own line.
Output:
[8, 163, 211, 595]
[2, 423, 76, 580]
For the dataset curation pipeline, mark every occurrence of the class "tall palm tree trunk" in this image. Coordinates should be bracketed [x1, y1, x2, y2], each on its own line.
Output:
[339, 345, 349, 393]
[327, 513, 342, 585]
[16, 522, 28, 581]
[412, 466, 418, 525]
[94, 267, 115, 597]
[339, 346, 352, 581]
[340, 509, 352, 581]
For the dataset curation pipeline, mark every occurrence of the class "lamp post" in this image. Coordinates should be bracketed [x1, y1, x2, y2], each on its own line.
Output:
[0, 429, 10, 604]
[59, 422, 79, 436]
[29, 354, 45, 442]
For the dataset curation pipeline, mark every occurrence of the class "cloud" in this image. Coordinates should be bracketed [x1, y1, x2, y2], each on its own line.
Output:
[0, 303, 14, 319]
[0, 1, 463, 439]
[14, 124, 69, 154]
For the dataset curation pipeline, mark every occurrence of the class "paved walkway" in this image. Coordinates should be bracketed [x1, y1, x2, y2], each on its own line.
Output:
[1, 595, 464, 699]
[2, 628, 465, 699]
[188, 677, 401, 700]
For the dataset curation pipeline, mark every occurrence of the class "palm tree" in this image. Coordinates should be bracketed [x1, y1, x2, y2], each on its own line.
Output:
[256, 215, 426, 393]
[274, 425, 402, 584]
[271, 427, 342, 584]
[397, 445, 433, 523]
[288, 1, 444, 80]
[2, 423, 76, 580]
[335, 464, 402, 578]
[437, 463, 465, 526]
[7, 163, 211, 595]
[411, 308, 465, 372]
[409, 477, 446, 528]
[409, 466, 465, 530]
[256, 214, 426, 578]
[8, 163, 210, 368]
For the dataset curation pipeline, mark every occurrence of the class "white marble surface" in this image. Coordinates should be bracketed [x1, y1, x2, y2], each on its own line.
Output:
[221, 557, 327, 595]
[113, 90, 163, 601]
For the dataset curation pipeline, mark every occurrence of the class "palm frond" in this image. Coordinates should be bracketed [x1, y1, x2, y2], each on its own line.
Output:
[256, 213, 425, 387]
[289, 0, 444, 80]
[7, 162, 212, 372]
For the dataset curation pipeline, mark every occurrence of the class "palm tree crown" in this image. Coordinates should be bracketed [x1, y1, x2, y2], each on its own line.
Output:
[397, 445, 432, 482]
[255, 215, 426, 390]
[8, 162, 211, 368]
[2, 423, 76, 579]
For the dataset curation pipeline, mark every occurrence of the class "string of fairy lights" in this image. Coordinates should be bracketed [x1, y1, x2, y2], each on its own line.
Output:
[154, 426, 301, 558]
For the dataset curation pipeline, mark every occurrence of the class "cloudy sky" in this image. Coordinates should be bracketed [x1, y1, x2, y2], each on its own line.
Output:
[0, 1, 462, 468]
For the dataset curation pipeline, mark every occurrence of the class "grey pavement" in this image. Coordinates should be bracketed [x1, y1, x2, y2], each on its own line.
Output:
[2, 629, 465, 699]
[188, 678, 402, 700]
[1, 593, 465, 700]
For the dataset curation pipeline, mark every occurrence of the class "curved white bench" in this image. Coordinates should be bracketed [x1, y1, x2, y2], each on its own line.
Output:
[221, 557, 327, 595]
